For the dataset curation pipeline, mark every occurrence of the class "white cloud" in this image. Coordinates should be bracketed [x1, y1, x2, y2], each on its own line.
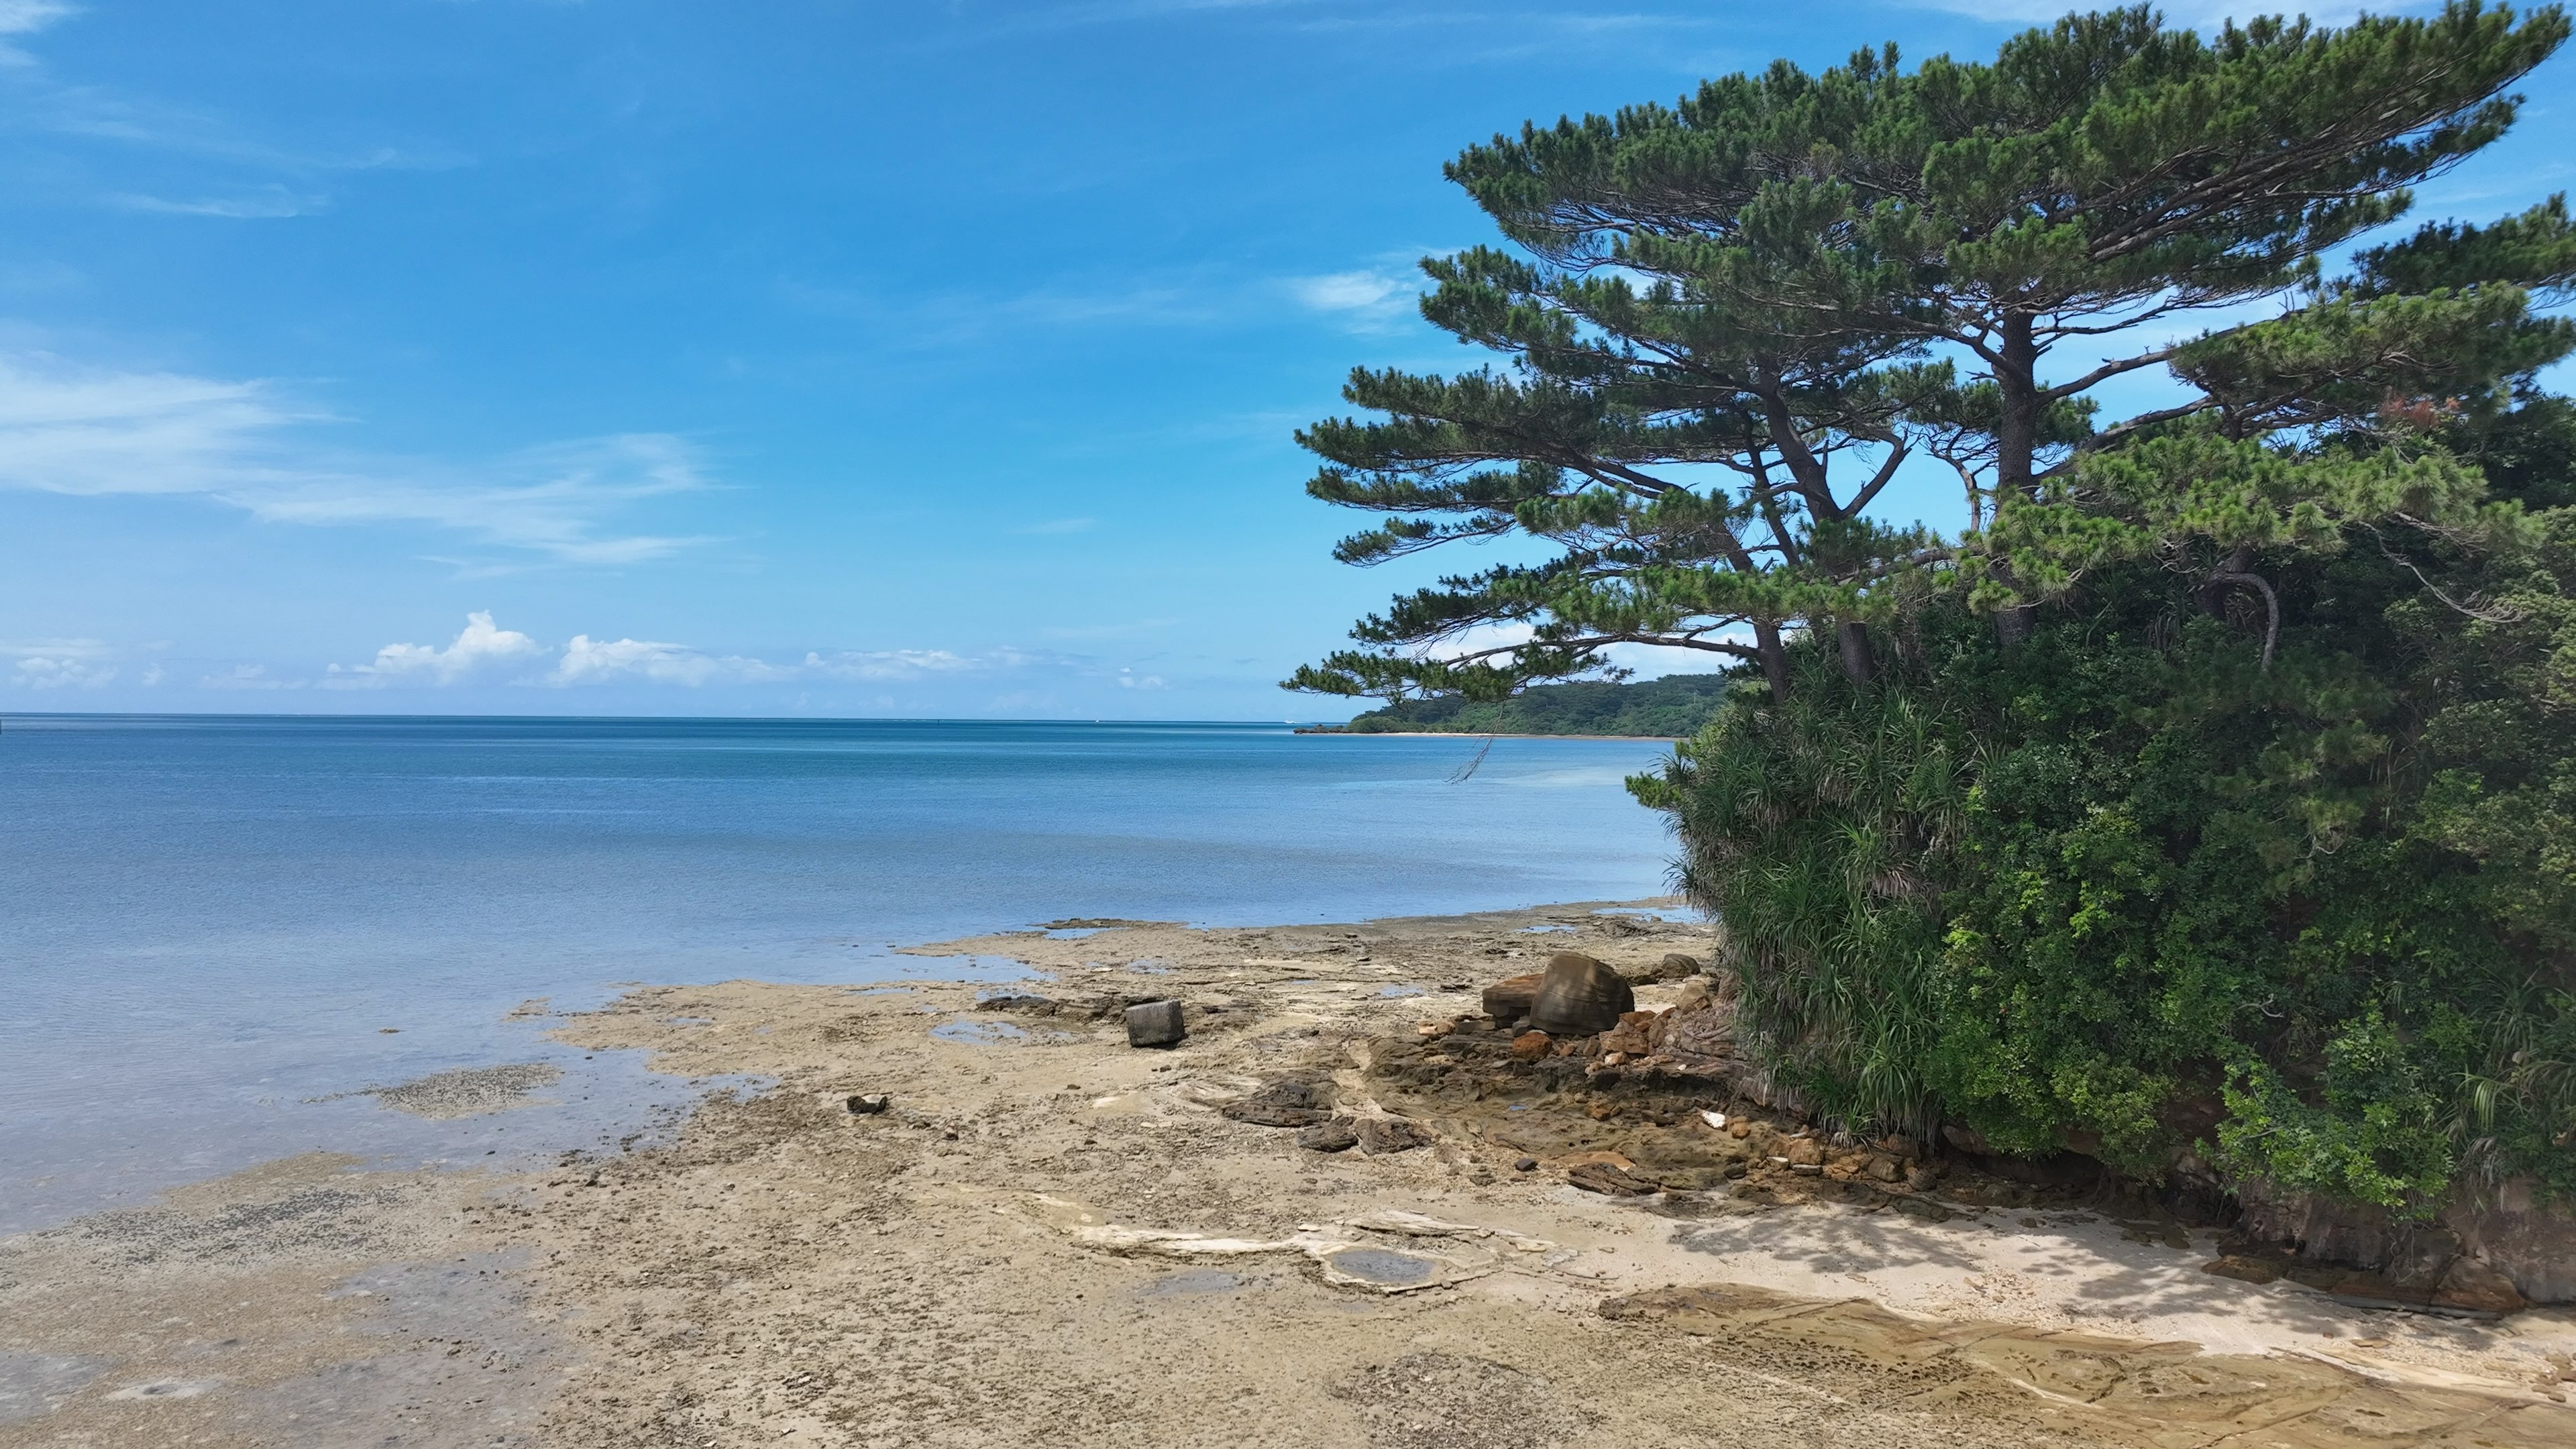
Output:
[305, 616, 1118, 694]
[1115, 668, 1167, 690]
[11, 653, 112, 688]
[1293, 268, 1416, 325]
[0, 352, 716, 564]
[327, 611, 544, 687]
[551, 635, 794, 688]
[0, 2, 74, 38]
[109, 186, 322, 219]
[800, 649, 981, 681]
[201, 663, 300, 690]
[6, 634, 127, 689]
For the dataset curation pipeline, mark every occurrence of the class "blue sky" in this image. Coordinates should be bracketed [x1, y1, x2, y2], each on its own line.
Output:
[0, 1, 2567, 719]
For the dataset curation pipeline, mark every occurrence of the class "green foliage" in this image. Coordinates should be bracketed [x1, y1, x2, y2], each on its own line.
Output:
[1287, 2, 2570, 708]
[1327, 673, 1733, 737]
[1293, 5, 2576, 1218]
[1636, 400, 2576, 1211]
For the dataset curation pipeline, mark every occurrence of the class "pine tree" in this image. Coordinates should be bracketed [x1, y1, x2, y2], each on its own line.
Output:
[1288, 3, 2569, 706]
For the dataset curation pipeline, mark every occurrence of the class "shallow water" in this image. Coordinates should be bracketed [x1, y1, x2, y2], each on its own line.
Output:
[0, 714, 1678, 1230]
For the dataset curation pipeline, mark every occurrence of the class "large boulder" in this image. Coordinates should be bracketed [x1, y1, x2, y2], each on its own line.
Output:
[1527, 952, 1634, 1037]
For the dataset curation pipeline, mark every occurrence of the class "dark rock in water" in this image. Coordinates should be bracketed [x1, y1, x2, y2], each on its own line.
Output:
[1223, 1080, 1330, 1128]
[1527, 953, 1633, 1036]
[1356, 1118, 1432, 1155]
[1481, 973, 1544, 1026]
[1297, 1120, 1359, 1152]
[846, 1093, 891, 1115]
[1125, 1000, 1187, 1048]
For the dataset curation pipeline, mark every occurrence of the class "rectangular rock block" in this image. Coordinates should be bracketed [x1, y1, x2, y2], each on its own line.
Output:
[1125, 999, 1187, 1048]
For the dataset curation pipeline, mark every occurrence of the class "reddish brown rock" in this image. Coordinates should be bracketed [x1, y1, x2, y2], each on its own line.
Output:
[1596, 1009, 1661, 1057]
[1507, 1029, 1552, 1061]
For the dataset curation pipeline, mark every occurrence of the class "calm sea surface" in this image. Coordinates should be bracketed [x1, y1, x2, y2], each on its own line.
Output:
[0, 714, 1680, 1229]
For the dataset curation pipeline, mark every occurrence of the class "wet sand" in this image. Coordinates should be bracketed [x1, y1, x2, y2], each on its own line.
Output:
[5, 902, 2573, 1447]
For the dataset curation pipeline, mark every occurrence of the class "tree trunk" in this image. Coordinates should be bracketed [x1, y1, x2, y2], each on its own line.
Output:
[1993, 310, 2041, 651]
[1837, 621, 1874, 686]
[1754, 617, 1792, 702]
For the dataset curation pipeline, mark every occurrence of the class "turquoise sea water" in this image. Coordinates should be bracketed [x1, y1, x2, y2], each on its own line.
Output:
[0, 714, 1680, 1229]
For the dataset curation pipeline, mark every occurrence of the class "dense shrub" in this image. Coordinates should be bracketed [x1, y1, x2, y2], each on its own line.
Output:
[1634, 402, 2576, 1212]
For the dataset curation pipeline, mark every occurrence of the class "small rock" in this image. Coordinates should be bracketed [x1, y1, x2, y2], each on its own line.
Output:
[846, 1093, 891, 1115]
[1513, 1157, 1539, 1173]
[1508, 1030, 1553, 1061]
[2432, 1255, 2526, 1314]
[1728, 1121, 1753, 1140]
[1124, 1000, 1187, 1049]
[1903, 1163, 1941, 1191]
[1468, 1167, 1495, 1185]
[1356, 1118, 1432, 1155]
[1784, 1138, 1825, 1168]
[1867, 1155, 1900, 1183]
[1295, 1120, 1359, 1153]
[1658, 951, 1703, 979]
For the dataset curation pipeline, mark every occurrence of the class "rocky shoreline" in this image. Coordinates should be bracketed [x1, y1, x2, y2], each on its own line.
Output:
[5, 900, 2573, 1446]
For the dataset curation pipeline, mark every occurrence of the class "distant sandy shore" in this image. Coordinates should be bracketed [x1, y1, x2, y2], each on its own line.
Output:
[6, 902, 2573, 1447]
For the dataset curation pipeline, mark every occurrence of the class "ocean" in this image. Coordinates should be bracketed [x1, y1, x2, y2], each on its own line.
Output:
[0, 714, 1681, 1230]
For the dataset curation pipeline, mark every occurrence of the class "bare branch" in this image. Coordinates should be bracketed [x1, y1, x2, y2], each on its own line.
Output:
[1846, 440, 1913, 517]
[2208, 570, 2280, 672]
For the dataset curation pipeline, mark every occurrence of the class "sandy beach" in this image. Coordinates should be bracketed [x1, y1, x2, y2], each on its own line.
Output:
[6, 902, 2574, 1448]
